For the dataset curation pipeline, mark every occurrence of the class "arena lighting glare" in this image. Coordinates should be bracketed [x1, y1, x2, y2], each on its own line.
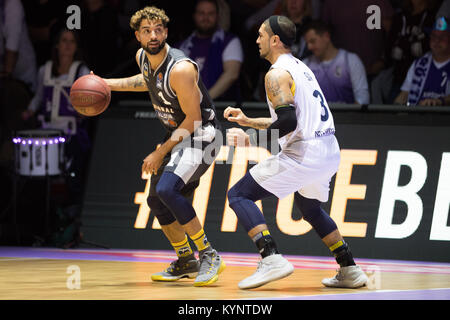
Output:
[12, 136, 66, 146]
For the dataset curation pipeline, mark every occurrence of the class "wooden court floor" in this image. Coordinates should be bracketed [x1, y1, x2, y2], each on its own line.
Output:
[0, 247, 449, 300]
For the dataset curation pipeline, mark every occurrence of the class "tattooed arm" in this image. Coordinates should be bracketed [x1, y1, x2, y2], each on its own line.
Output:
[264, 68, 294, 108]
[101, 49, 148, 92]
[103, 74, 148, 92]
[224, 68, 294, 129]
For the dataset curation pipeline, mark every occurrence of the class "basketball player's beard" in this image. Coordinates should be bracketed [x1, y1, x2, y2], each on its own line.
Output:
[143, 40, 166, 55]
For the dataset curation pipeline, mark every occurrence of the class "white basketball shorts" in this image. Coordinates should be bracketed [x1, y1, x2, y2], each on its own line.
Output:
[249, 135, 340, 202]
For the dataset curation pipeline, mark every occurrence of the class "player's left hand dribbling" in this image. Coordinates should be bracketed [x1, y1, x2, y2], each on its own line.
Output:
[142, 150, 165, 175]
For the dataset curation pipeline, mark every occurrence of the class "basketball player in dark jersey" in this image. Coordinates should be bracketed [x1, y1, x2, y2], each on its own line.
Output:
[99, 6, 225, 287]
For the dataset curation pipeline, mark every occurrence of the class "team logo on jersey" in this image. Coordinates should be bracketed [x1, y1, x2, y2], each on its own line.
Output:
[153, 105, 177, 128]
[168, 119, 178, 128]
[143, 62, 149, 78]
[156, 72, 163, 89]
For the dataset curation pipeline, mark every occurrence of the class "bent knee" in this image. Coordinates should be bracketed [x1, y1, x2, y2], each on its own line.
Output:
[227, 185, 238, 201]
[227, 184, 246, 206]
[147, 196, 176, 225]
[155, 182, 175, 201]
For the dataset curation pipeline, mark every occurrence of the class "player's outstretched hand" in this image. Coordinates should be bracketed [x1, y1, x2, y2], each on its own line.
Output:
[226, 127, 250, 147]
[223, 107, 250, 127]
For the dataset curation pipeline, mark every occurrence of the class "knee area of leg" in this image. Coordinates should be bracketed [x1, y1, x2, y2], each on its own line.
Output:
[227, 185, 244, 206]
[147, 196, 164, 210]
[147, 196, 176, 225]
[295, 194, 322, 222]
[155, 183, 176, 201]
[227, 186, 238, 201]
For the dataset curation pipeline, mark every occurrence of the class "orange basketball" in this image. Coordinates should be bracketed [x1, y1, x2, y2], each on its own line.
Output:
[70, 74, 111, 116]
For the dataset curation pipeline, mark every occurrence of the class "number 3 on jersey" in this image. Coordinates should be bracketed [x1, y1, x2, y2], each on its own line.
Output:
[313, 90, 329, 122]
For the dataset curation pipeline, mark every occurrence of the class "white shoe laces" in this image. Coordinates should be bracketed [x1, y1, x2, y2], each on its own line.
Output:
[255, 260, 269, 274]
[255, 257, 279, 275]
[334, 269, 344, 281]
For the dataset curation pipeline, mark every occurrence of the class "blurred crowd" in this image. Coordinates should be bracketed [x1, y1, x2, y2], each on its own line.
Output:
[0, 0, 448, 246]
[0, 0, 448, 110]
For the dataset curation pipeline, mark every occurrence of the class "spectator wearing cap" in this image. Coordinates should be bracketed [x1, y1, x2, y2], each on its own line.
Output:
[395, 16, 450, 106]
[303, 20, 370, 105]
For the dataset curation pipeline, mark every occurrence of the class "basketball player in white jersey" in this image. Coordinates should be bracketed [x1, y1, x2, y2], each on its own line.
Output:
[224, 15, 368, 290]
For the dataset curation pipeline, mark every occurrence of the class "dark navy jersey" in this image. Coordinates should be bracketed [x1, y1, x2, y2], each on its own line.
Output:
[137, 46, 220, 133]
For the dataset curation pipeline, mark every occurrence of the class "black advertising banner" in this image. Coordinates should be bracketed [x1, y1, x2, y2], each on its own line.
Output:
[81, 107, 450, 262]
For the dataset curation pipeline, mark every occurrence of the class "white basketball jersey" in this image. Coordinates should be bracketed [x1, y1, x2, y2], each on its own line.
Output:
[267, 54, 336, 154]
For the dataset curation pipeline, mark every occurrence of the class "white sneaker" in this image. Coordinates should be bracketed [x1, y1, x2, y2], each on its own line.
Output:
[238, 254, 294, 290]
[322, 265, 368, 288]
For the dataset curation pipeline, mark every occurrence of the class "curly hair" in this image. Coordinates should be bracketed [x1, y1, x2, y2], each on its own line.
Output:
[130, 6, 170, 31]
